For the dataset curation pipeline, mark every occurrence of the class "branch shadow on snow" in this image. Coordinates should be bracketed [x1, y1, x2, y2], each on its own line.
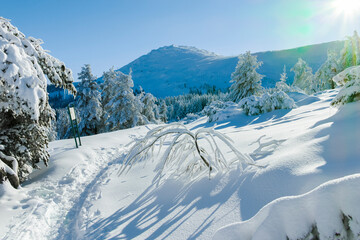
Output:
[82, 168, 246, 240]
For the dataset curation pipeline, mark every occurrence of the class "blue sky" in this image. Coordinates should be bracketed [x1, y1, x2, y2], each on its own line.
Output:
[1, 0, 359, 78]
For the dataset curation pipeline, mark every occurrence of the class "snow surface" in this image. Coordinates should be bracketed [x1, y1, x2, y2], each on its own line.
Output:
[1, 89, 360, 239]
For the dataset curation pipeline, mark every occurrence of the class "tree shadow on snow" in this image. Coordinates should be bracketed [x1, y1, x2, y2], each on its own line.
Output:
[310, 102, 360, 178]
[192, 109, 292, 132]
[82, 168, 246, 240]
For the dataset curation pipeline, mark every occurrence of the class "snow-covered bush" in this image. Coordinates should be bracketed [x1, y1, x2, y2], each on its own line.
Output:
[229, 51, 263, 102]
[76, 64, 103, 136]
[202, 100, 238, 122]
[0, 17, 75, 183]
[182, 113, 200, 124]
[119, 123, 255, 185]
[165, 92, 221, 121]
[331, 66, 360, 106]
[239, 91, 295, 116]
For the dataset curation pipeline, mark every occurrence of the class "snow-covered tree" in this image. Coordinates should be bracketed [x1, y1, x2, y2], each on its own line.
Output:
[339, 31, 360, 71]
[0, 17, 76, 184]
[229, 51, 264, 102]
[291, 58, 315, 94]
[101, 68, 143, 131]
[314, 50, 339, 90]
[76, 64, 103, 136]
[276, 65, 292, 92]
[140, 92, 157, 123]
[331, 66, 360, 106]
[55, 108, 71, 139]
[159, 100, 168, 123]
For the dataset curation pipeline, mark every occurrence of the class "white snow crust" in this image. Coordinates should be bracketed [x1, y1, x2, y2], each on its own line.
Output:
[1, 89, 360, 240]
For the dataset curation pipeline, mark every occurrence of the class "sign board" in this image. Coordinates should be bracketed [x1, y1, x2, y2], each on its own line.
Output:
[69, 107, 76, 121]
[67, 106, 82, 148]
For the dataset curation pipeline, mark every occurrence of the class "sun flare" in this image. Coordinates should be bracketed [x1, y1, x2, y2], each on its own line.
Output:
[332, 0, 360, 17]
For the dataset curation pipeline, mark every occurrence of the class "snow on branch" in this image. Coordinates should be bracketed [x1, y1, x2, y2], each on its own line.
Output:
[119, 123, 255, 185]
[0, 144, 19, 188]
[331, 66, 360, 106]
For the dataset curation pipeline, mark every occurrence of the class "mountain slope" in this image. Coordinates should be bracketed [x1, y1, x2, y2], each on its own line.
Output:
[118, 41, 343, 97]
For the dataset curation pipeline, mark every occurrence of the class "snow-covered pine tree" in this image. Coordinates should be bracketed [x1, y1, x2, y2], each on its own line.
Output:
[276, 65, 292, 92]
[314, 50, 339, 90]
[159, 99, 168, 123]
[229, 51, 263, 102]
[101, 68, 143, 131]
[339, 31, 360, 71]
[291, 58, 315, 94]
[55, 108, 72, 139]
[76, 64, 103, 136]
[141, 92, 157, 123]
[0, 17, 76, 184]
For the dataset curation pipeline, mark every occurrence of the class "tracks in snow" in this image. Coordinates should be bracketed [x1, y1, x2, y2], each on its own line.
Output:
[3, 146, 126, 240]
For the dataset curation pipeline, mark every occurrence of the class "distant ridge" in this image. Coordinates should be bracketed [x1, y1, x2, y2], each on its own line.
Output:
[117, 41, 343, 97]
[48, 40, 345, 107]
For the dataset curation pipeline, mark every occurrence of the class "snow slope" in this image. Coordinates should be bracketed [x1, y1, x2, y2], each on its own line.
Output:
[1, 88, 360, 239]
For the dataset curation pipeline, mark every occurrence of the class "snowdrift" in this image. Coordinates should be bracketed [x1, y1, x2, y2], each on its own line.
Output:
[214, 174, 360, 240]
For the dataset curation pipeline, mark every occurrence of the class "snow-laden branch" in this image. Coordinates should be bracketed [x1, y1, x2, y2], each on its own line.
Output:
[0, 145, 20, 188]
[119, 123, 255, 185]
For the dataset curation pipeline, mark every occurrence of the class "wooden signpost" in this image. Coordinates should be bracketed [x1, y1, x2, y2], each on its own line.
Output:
[67, 106, 82, 148]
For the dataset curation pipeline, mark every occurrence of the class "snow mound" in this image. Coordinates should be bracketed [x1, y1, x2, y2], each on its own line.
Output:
[331, 66, 360, 106]
[214, 174, 360, 240]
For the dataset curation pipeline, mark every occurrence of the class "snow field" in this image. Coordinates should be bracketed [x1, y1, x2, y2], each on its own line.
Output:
[1, 89, 360, 239]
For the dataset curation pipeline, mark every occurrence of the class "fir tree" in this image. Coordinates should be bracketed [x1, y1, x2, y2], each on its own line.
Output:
[291, 58, 315, 94]
[101, 68, 143, 131]
[315, 50, 339, 90]
[141, 92, 157, 123]
[276, 65, 292, 92]
[229, 51, 263, 102]
[159, 100, 168, 123]
[339, 31, 360, 71]
[0, 18, 76, 184]
[76, 64, 103, 136]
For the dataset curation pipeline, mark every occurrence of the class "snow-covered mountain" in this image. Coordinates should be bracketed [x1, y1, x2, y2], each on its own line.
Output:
[118, 41, 343, 97]
[48, 41, 343, 107]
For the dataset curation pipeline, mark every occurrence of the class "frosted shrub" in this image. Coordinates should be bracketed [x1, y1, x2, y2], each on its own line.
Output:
[239, 91, 295, 116]
[331, 66, 360, 106]
[119, 123, 255, 185]
[202, 100, 238, 122]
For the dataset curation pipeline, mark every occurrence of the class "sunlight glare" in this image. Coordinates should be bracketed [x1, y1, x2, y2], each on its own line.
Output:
[332, 0, 360, 17]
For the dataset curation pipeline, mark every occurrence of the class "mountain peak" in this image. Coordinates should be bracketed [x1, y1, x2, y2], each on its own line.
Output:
[151, 45, 220, 58]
